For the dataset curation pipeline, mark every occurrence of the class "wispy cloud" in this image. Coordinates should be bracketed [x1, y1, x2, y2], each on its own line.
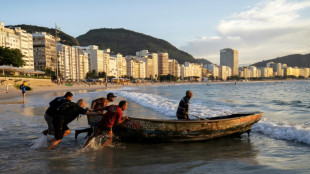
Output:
[180, 0, 310, 64]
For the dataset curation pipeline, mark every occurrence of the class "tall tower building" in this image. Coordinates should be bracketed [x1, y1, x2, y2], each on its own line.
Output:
[158, 52, 168, 76]
[220, 48, 239, 76]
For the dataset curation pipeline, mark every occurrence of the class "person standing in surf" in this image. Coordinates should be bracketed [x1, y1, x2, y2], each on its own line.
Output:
[20, 82, 27, 104]
[176, 90, 193, 120]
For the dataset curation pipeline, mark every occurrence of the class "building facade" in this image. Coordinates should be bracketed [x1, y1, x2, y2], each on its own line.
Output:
[220, 48, 239, 76]
[32, 32, 57, 71]
[0, 22, 34, 70]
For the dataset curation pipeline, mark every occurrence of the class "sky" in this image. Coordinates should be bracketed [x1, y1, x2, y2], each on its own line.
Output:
[1, 0, 310, 65]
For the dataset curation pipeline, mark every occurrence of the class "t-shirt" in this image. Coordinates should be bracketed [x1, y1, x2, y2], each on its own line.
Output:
[98, 105, 123, 128]
[45, 97, 70, 117]
[52, 102, 88, 140]
[57, 102, 88, 124]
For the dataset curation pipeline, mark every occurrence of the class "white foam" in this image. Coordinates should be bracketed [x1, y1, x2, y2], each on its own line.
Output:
[106, 90, 238, 119]
[30, 135, 53, 149]
[252, 118, 310, 145]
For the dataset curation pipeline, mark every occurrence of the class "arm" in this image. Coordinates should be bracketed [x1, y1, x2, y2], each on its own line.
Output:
[94, 105, 109, 112]
[115, 111, 129, 125]
[91, 100, 97, 109]
[86, 110, 103, 116]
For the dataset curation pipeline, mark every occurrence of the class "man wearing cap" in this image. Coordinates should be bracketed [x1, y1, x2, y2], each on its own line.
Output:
[74, 93, 117, 139]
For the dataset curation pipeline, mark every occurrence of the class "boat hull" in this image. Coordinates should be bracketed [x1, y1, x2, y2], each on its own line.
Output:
[87, 112, 263, 142]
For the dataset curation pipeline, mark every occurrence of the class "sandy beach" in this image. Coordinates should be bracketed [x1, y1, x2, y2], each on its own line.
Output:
[0, 79, 307, 101]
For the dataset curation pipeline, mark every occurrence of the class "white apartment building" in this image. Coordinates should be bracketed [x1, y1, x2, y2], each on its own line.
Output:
[248, 66, 257, 78]
[109, 56, 118, 78]
[260, 67, 273, 77]
[219, 66, 232, 80]
[204, 64, 219, 78]
[126, 57, 136, 78]
[78, 45, 104, 73]
[136, 50, 158, 79]
[181, 62, 203, 80]
[168, 59, 179, 77]
[32, 32, 57, 71]
[0, 22, 34, 70]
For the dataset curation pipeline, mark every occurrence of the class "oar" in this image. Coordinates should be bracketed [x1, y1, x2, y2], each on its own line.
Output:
[190, 114, 205, 120]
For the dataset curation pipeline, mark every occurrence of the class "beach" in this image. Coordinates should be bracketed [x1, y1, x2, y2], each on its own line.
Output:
[0, 80, 309, 173]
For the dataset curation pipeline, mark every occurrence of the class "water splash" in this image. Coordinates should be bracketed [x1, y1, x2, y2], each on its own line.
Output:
[30, 135, 53, 149]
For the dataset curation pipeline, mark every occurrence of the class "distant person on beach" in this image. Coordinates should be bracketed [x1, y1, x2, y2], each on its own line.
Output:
[74, 93, 117, 140]
[176, 90, 193, 120]
[43, 92, 73, 135]
[83, 100, 129, 148]
[20, 82, 27, 104]
[48, 99, 99, 150]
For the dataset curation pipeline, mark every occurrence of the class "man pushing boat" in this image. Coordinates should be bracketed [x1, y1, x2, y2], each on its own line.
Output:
[74, 93, 117, 140]
[176, 90, 193, 120]
[83, 100, 129, 148]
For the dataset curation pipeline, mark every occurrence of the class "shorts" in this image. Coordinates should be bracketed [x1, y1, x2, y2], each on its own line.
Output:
[44, 113, 55, 135]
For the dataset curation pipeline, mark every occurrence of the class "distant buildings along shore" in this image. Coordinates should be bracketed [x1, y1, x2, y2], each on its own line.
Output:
[0, 22, 309, 81]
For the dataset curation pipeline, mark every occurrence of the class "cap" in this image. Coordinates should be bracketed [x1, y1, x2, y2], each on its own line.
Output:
[107, 93, 117, 98]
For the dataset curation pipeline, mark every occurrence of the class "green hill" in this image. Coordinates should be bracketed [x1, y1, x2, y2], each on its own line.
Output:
[77, 28, 198, 64]
[6, 24, 80, 46]
[252, 53, 310, 68]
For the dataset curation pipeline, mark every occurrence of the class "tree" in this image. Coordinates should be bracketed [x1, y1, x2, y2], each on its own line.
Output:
[98, 71, 106, 78]
[42, 67, 56, 79]
[86, 69, 97, 79]
[0, 46, 24, 67]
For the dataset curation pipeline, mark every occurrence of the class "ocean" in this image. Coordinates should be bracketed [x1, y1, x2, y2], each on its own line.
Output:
[0, 80, 309, 173]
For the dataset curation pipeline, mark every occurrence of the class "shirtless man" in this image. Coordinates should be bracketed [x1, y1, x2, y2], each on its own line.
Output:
[74, 93, 116, 140]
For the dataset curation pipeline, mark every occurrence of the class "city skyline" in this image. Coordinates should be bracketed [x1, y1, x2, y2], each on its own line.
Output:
[1, 0, 310, 65]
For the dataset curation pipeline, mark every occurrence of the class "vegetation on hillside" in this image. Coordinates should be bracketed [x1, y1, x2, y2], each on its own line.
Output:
[251, 53, 310, 68]
[77, 28, 198, 64]
[6, 24, 80, 46]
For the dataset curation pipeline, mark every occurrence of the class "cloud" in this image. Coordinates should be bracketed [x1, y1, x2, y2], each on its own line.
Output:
[180, 0, 310, 64]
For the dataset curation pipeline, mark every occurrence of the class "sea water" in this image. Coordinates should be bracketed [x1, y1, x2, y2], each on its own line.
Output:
[0, 80, 309, 173]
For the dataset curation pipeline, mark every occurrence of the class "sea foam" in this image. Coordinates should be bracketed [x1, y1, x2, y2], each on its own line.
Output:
[253, 118, 310, 145]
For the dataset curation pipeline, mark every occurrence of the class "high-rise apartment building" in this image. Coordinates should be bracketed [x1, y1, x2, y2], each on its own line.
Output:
[78, 45, 104, 73]
[220, 48, 239, 76]
[0, 22, 34, 70]
[32, 32, 57, 70]
[168, 59, 179, 77]
[158, 52, 168, 76]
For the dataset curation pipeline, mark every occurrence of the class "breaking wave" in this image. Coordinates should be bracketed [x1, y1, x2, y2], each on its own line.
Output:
[252, 118, 310, 145]
[107, 90, 237, 119]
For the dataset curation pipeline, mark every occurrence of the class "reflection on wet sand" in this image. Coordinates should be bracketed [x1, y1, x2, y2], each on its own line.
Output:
[78, 137, 259, 173]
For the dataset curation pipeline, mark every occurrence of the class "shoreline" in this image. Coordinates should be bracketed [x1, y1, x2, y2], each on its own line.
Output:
[0, 79, 308, 101]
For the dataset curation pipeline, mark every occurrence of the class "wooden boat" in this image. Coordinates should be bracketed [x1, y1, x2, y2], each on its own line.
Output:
[87, 112, 263, 142]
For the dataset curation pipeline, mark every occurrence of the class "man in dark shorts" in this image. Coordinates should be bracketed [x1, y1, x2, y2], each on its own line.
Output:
[176, 90, 193, 120]
[74, 93, 117, 140]
[83, 100, 129, 148]
[43, 92, 73, 135]
[48, 99, 99, 150]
